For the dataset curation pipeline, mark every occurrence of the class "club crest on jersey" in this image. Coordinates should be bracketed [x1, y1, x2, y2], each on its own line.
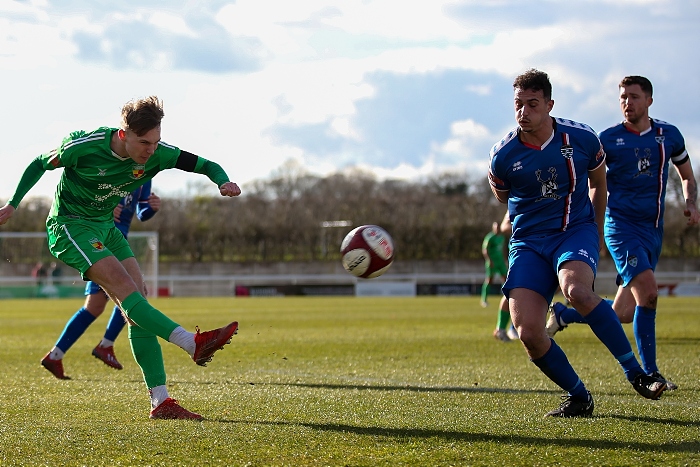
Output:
[655, 136, 665, 144]
[131, 164, 146, 180]
[89, 237, 105, 252]
[633, 148, 652, 178]
[560, 144, 574, 159]
[628, 255, 638, 268]
[535, 167, 561, 201]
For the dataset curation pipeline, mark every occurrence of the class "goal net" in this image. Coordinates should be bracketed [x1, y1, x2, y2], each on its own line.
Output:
[0, 231, 159, 299]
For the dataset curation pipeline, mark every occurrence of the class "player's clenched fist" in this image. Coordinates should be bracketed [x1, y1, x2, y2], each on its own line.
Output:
[219, 182, 241, 197]
[0, 204, 15, 226]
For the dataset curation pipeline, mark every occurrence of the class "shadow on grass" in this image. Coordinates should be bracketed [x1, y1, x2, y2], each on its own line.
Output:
[223, 418, 700, 454]
[601, 413, 700, 427]
[260, 381, 559, 395]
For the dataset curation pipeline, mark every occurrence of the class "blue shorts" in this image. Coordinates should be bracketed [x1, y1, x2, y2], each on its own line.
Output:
[503, 222, 600, 304]
[84, 281, 106, 296]
[605, 217, 662, 287]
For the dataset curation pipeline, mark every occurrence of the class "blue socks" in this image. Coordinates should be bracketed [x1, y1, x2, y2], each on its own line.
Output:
[104, 305, 127, 342]
[633, 306, 657, 374]
[583, 300, 642, 381]
[557, 299, 614, 325]
[55, 307, 97, 353]
[532, 339, 588, 400]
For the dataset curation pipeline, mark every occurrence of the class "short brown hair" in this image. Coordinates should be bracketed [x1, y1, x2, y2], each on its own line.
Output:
[121, 96, 165, 136]
[619, 76, 653, 97]
[513, 68, 552, 101]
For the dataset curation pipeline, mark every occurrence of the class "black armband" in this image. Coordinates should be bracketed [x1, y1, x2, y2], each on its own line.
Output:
[175, 150, 199, 172]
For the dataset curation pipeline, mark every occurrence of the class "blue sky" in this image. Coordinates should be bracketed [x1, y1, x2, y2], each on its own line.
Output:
[1, 0, 699, 199]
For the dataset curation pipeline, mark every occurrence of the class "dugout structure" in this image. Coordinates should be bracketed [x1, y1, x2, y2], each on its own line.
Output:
[0, 231, 158, 299]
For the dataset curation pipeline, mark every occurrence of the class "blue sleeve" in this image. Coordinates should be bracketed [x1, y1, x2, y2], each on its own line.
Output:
[135, 180, 156, 222]
[587, 133, 606, 171]
[489, 151, 510, 192]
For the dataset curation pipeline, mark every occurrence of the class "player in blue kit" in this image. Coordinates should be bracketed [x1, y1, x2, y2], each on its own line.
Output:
[546, 76, 699, 391]
[41, 181, 160, 378]
[488, 69, 666, 418]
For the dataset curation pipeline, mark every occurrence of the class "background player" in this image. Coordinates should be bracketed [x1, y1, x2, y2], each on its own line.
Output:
[41, 181, 160, 377]
[546, 76, 699, 391]
[489, 69, 666, 418]
[487, 212, 518, 342]
[481, 218, 507, 308]
[0, 96, 240, 420]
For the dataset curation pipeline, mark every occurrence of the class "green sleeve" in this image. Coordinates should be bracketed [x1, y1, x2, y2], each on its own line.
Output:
[194, 157, 230, 188]
[7, 157, 49, 208]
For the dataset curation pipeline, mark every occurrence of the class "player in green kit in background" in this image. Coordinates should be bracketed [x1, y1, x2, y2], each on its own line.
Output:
[0, 96, 240, 420]
[482, 213, 518, 342]
[481, 220, 508, 308]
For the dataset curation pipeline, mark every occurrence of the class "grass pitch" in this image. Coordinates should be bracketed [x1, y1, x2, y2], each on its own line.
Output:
[0, 295, 698, 466]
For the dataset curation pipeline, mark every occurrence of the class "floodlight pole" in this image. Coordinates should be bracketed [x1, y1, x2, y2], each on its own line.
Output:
[320, 220, 353, 258]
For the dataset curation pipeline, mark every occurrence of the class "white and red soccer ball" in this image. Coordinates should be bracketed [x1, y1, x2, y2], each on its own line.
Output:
[340, 225, 395, 278]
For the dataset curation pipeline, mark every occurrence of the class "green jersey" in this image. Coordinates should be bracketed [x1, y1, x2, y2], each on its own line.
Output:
[482, 231, 505, 262]
[9, 126, 229, 224]
[45, 127, 180, 223]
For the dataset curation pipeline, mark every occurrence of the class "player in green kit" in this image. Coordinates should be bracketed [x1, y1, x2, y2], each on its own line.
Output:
[482, 213, 518, 342]
[481, 219, 508, 308]
[0, 96, 240, 420]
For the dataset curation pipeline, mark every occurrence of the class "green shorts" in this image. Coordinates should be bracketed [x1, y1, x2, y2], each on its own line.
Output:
[485, 258, 508, 279]
[46, 217, 134, 279]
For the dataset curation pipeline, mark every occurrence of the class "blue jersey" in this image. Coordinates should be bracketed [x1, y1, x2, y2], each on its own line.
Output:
[114, 180, 156, 237]
[489, 118, 605, 241]
[600, 119, 688, 227]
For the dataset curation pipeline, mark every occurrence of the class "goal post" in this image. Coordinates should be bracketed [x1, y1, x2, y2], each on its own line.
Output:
[0, 231, 159, 299]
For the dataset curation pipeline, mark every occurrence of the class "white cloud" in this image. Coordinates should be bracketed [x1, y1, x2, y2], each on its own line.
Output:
[0, 0, 699, 203]
[148, 11, 197, 37]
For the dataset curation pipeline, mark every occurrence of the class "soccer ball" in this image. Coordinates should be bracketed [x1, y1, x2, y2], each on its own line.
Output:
[340, 225, 394, 278]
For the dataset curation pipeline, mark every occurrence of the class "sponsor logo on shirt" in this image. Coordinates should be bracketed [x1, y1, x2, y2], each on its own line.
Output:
[96, 183, 131, 203]
[616, 138, 625, 146]
[98, 169, 107, 176]
[512, 161, 523, 171]
[628, 256, 638, 268]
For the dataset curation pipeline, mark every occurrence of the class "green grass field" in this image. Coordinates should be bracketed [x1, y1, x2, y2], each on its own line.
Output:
[0, 296, 698, 466]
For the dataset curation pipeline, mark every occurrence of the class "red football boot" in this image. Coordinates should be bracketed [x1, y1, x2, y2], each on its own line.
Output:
[41, 353, 70, 380]
[149, 398, 203, 420]
[192, 321, 238, 366]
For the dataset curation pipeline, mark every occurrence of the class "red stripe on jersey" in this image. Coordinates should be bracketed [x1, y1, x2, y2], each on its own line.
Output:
[560, 133, 576, 231]
[49, 149, 61, 168]
[655, 127, 665, 228]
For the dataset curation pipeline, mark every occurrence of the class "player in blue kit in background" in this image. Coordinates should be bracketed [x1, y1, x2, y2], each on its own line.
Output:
[488, 69, 666, 418]
[41, 181, 160, 379]
[546, 76, 699, 391]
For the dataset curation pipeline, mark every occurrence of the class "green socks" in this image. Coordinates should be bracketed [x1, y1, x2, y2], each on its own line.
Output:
[129, 324, 166, 389]
[496, 309, 510, 330]
[120, 291, 180, 340]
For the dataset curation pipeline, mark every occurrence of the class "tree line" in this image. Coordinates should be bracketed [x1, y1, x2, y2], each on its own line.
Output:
[3, 161, 699, 262]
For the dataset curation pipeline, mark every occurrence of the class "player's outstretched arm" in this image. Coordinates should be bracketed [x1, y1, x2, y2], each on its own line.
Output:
[174, 151, 240, 197]
[4, 157, 51, 217]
